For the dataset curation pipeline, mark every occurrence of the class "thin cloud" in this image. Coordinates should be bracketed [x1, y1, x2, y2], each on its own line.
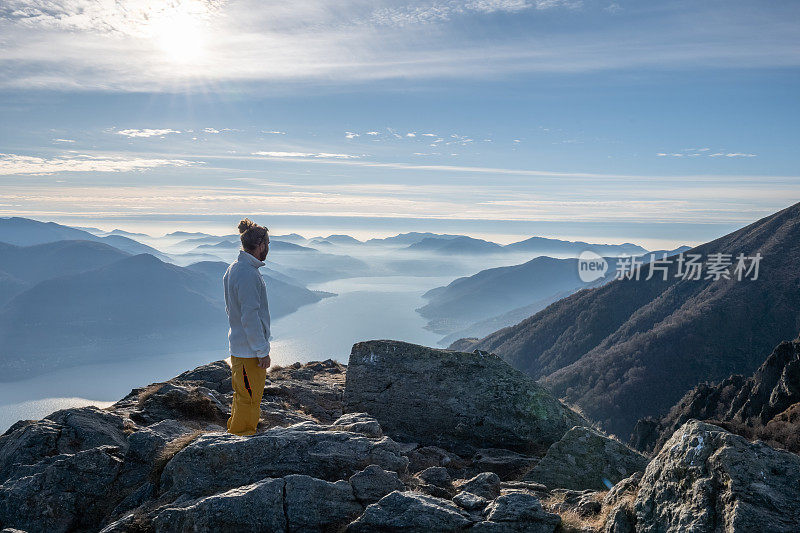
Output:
[3, 0, 798, 91]
[0, 152, 196, 175]
[252, 151, 361, 159]
[116, 128, 181, 138]
[659, 151, 757, 158]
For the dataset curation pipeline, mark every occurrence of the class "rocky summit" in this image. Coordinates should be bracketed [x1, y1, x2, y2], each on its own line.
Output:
[0, 340, 798, 532]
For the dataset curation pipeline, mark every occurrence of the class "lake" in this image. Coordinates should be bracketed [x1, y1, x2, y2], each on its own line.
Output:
[0, 275, 452, 433]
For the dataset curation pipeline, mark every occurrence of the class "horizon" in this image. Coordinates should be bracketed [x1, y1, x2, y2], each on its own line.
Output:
[2, 212, 757, 250]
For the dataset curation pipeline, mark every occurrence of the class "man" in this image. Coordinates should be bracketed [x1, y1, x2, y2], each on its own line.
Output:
[223, 218, 271, 436]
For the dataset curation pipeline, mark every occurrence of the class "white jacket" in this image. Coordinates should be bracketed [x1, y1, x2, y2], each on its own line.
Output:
[223, 250, 271, 358]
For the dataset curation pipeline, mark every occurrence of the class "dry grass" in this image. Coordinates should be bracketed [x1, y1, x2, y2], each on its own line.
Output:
[543, 490, 622, 533]
[137, 383, 167, 408]
[148, 429, 205, 486]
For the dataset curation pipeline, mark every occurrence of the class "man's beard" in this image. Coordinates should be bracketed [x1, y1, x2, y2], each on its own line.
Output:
[258, 248, 267, 261]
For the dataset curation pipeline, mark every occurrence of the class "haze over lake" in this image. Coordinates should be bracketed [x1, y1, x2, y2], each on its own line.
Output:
[0, 273, 448, 433]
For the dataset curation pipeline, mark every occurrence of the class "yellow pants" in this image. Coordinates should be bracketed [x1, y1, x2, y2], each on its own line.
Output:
[227, 355, 267, 436]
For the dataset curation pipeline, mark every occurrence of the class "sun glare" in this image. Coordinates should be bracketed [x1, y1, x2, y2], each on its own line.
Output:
[150, 4, 208, 63]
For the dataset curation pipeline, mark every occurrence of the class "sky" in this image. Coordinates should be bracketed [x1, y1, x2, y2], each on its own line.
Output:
[0, 0, 798, 247]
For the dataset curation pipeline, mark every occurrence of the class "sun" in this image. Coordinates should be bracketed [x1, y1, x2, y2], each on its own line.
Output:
[150, 5, 208, 63]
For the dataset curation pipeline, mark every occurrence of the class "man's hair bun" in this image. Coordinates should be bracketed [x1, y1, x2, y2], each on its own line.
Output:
[238, 218, 256, 234]
[237, 218, 268, 251]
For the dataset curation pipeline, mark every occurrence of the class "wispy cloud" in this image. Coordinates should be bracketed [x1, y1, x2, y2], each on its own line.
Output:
[0, 152, 196, 175]
[2, 0, 798, 91]
[252, 151, 361, 159]
[658, 150, 757, 158]
[116, 128, 181, 138]
[371, 0, 579, 26]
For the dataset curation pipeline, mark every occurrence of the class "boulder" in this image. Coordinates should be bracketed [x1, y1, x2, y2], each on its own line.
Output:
[417, 466, 452, 487]
[470, 448, 539, 480]
[453, 491, 489, 511]
[456, 472, 502, 500]
[343, 340, 585, 454]
[0, 445, 124, 533]
[412, 466, 454, 498]
[159, 425, 408, 496]
[123, 419, 196, 465]
[263, 359, 347, 424]
[331, 412, 383, 438]
[0, 406, 126, 482]
[172, 359, 233, 393]
[129, 382, 229, 426]
[349, 464, 406, 504]
[403, 444, 464, 474]
[473, 492, 561, 533]
[345, 491, 473, 532]
[150, 477, 286, 533]
[523, 426, 648, 490]
[602, 472, 641, 508]
[549, 490, 602, 517]
[603, 504, 635, 533]
[106, 419, 198, 518]
[634, 420, 800, 532]
[285, 474, 364, 532]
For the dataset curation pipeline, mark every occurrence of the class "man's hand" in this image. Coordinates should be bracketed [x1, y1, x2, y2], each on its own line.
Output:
[257, 355, 271, 369]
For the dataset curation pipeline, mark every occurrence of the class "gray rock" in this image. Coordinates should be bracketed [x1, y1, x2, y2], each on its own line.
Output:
[603, 504, 635, 533]
[109, 420, 197, 519]
[173, 359, 233, 393]
[411, 465, 454, 498]
[453, 490, 489, 511]
[634, 420, 800, 532]
[150, 477, 286, 532]
[129, 382, 229, 426]
[345, 491, 473, 532]
[602, 472, 642, 508]
[285, 474, 364, 532]
[471, 448, 539, 480]
[500, 481, 547, 493]
[418, 466, 451, 487]
[549, 489, 602, 518]
[159, 425, 408, 496]
[456, 472, 502, 500]
[331, 412, 383, 438]
[263, 359, 347, 424]
[523, 426, 648, 490]
[0, 406, 126, 482]
[124, 419, 195, 465]
[403, 444, 464, 474]
[0, 445, 124, 533]
[476, 492, 561, 533]
[343, 340, 586, 455]
[349, 465, 405, 504]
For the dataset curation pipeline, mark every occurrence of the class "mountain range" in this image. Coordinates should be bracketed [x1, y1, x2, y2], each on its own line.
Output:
[403, 234, 648, 256]
[423, 247, 690, 338]
[453, 202, 800, 438]
[0, 242, 331, 381]
[0, 218, 169, 259]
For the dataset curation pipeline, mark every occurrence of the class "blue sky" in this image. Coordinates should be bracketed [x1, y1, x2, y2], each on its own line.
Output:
[0, 0, 798, 247]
